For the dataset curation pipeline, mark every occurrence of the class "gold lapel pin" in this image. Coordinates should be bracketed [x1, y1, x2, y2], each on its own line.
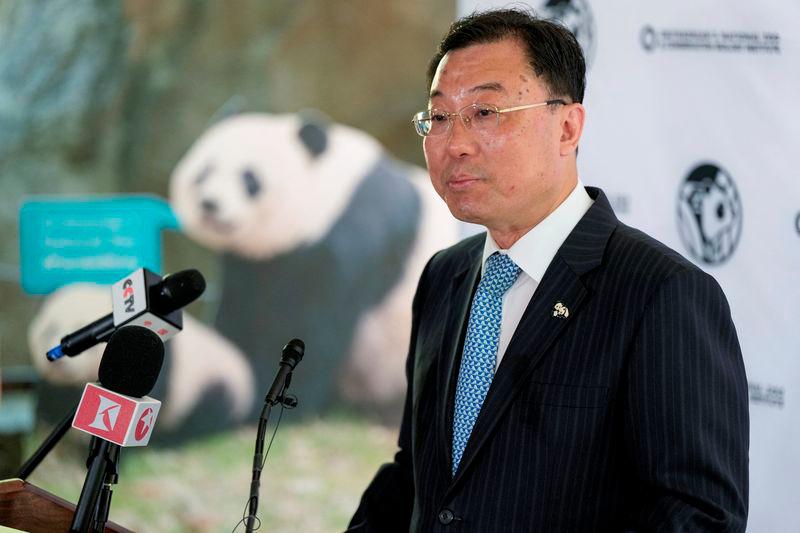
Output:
[552, 302, 569, 318]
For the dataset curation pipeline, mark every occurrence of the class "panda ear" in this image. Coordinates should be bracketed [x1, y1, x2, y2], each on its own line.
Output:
[297, 111, 329, 159]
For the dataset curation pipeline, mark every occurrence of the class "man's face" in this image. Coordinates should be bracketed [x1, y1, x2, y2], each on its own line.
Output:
[424, 38, 579, 240]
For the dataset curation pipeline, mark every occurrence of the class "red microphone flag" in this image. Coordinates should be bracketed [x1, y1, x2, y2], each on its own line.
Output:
[72, 382, 161, 446]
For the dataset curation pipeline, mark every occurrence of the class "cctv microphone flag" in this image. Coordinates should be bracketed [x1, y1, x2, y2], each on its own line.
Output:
[46, 267, 205, 361]
[72, 382, 161, 447]
[111, 268, 182, 342]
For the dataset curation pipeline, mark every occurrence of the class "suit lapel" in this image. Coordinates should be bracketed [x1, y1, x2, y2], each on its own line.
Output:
[446, 187, 618, 489]
[449, 256, 588, 486]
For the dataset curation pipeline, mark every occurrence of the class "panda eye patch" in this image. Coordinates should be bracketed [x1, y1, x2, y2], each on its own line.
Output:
[242, 168, 262, 197]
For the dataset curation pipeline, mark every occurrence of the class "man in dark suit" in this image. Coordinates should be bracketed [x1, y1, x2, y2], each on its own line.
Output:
[349, 9, 748, 532]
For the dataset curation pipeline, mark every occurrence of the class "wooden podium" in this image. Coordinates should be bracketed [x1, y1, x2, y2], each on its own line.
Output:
[0, 479, 132, 533]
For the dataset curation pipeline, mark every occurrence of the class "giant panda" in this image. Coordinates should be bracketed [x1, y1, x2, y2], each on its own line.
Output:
[28, 282, 255, 444]
[169, 112, 459, 420]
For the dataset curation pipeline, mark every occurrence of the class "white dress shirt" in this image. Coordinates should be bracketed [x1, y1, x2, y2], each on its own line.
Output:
[481, 181, 594, 369]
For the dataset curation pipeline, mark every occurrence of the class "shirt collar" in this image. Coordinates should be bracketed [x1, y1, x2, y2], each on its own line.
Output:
[481, 180, 594, 282]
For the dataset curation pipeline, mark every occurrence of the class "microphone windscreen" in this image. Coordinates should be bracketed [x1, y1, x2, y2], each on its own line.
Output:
[281, 338, 305, 369]
[154, 269, 206, 313]
[98, 325, 165, 397]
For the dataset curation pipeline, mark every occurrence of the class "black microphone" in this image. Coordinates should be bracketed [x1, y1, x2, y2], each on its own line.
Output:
[70, 326, 165, 533]
[72, 327, 165, 445]
[97, 326, 165, 398]
[245, 338, 305, 533]
[263, 338, 305, 405]
[47, 268, 205, 361]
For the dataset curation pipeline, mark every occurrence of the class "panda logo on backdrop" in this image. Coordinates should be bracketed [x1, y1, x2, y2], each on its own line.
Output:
[538, 0, 597, 68]
[677, 162, 743, 265]
[640, 26, 657, 52]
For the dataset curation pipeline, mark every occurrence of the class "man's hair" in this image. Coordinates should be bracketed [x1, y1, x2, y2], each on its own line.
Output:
[427, 8, 586, 104]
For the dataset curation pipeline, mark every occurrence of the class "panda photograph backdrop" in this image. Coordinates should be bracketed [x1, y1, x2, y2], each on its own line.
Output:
[460, 0, 799, 530]
[1, 2, 459, 531]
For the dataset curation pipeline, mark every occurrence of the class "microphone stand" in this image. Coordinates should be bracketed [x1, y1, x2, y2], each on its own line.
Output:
[92, 444, 120, 533]
[17, 404, 78, 480]
[245, 365, 298, 533]
[245, 400, 275, 533]
[70, 437, 122, 533]
[17, 400, 123, 532]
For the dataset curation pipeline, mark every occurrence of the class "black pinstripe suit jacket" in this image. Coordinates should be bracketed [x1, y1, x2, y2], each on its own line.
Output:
[349, 187, 749, 532]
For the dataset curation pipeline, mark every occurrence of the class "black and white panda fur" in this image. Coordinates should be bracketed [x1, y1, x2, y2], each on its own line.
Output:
[170, 112, 459, 419]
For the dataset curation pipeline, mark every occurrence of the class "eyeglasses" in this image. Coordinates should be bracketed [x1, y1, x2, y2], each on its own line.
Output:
[411, 99, 566, 137]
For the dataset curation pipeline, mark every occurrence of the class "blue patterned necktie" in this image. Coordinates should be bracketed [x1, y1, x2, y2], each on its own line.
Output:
[451, 252, 521, 476]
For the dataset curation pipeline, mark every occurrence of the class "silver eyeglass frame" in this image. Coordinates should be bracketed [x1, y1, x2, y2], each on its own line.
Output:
[411, 99, 567, 137]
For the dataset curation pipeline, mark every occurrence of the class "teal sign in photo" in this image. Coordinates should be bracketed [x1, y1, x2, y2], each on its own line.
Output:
[19, 195, 180, 294]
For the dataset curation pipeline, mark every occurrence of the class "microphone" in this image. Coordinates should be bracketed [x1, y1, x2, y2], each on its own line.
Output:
[263, 338, 305, 405]
[46, 268, 205, 361]
[245, 338, 305, 533]
[72, 325, 165, 446]
[69, 325, 165, 532]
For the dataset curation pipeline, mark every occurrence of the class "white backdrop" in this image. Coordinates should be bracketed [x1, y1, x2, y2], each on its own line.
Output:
[459, 1, 799, 530]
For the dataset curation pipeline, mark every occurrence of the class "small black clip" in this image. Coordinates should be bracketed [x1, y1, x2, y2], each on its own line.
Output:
[278, 394, 298, 409]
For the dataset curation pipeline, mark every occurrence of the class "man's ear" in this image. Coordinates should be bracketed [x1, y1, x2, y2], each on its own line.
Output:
[559, 103, 585, 156]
